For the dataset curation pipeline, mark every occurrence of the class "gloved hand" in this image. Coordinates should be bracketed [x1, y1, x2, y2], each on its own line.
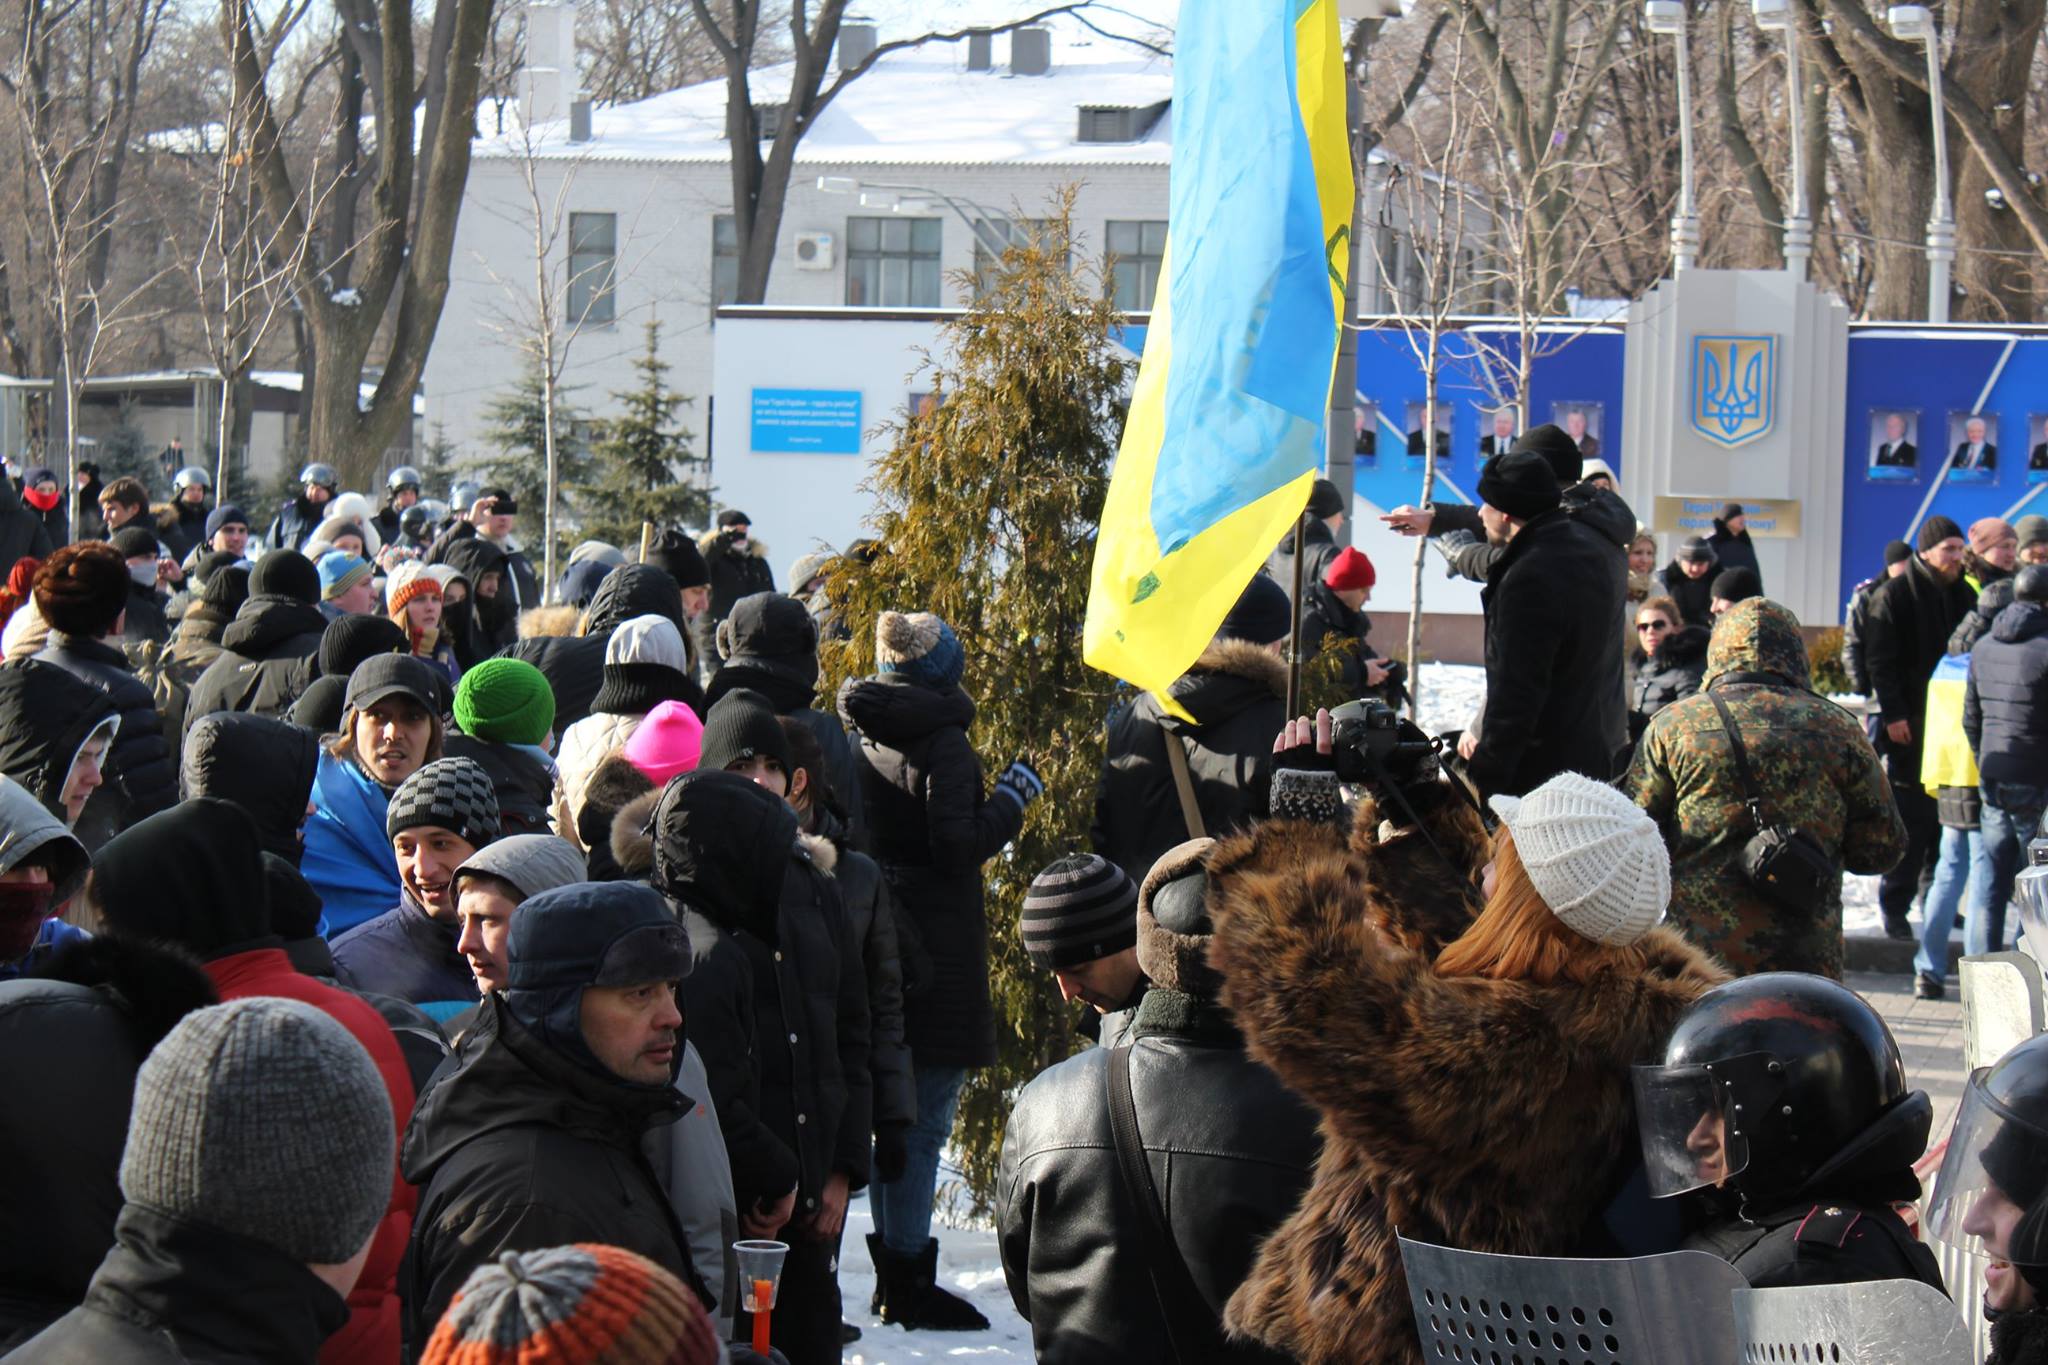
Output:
[993, 759, 1044, 809]
[1432, 529, 1478, 578]
[873, 1123, 910, 1184]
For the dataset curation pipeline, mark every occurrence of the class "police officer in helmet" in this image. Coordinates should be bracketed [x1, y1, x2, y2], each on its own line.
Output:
[1930, 1033, 2048, 1363]
[375, 464, 423, 547]
[266, 461, 338, 552]
[1634, 972, 1945, 1289]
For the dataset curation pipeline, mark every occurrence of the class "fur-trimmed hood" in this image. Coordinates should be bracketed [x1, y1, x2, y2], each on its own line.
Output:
[1201, 794, 1726, 1364]
[610, 787, 660, 877]
[696, 528, 771, 560]
[518, 604, 582, 639]
[1160, 638, 1287, 732]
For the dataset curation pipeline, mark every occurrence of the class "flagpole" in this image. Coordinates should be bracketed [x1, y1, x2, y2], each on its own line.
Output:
[1285, 512, 1307, 717]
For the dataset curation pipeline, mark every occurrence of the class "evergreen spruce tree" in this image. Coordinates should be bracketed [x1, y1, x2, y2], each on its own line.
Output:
[473, 365, 591, 564]
[580, 320, 709, 547]
[417, 422, 459, 504]
[818, 190, 1129, 1207]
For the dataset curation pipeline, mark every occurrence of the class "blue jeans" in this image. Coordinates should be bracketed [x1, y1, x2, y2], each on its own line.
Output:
[869, 1064, 968, 1256]
[1914, 825, 1987, 979]
[1978, 781, 2048, 957]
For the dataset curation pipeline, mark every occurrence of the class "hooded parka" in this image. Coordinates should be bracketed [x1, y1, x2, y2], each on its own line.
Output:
[1091, 640, 1286, 888]
[503, 562, 697, 732]
[181, 591, 330, 737]
[31, 632, 174, 848]
[1629, 599, 1906, 977]
[0, 658, 118, 821]
[1965, 598, 2048, 783]
[838, 673, 1022, 1068]
[179, 712, 320, 865]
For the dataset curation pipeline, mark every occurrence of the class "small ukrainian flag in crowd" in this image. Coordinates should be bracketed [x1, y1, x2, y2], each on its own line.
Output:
[1085, 0, 1352, 709]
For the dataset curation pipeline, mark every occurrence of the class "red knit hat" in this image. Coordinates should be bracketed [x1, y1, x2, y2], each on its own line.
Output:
[421, 1243, 719, 1365]
[1323, 545, 1376, 592]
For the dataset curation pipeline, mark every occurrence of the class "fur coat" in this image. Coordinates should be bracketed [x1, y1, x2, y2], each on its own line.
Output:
[1204, 789, 1726, 1365]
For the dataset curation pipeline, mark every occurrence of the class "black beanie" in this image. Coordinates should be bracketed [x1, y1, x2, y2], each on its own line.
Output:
[1510, 424, 1582, 485]
[192, 550, 240, 587]
[1711, 567, 1762, 604]
[1477, 451, 1563, 521]
[1305, 478, 1344, 519]
[698, 688, 792, 776]
[318, 613, 408, 679]
[199, 562, 251, 614]
[1883, 539, 1913, 567]
[1919, 515, 1964, 553]
[250, 550, 321, 606]
[653, 530, 710, 591]
[1021, 854, 1138, 969]
[1217, 573, 1291, 646]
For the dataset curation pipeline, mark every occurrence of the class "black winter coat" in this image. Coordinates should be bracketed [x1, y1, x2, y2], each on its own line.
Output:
[32, 633, 175, 849]
[816, 808, 914, 1130]
[0, 658, 117, 820]
[400, 996, 702, 1350]
[6, 1206, 348, 1364]
[1842, 575, 1883, 694]
[1470, 507, 1628, 797]
[443, 734, 555, 836]
[839, 675, 1023, 1068]
[700, 531, 775, 621]
[1708, 523, 1763, 586]
[1091, 641, 1285, 891]
[178, 712, 321, 865]
[1653, 560, 1719, 630]
[1864, 555, 1977, 783]
[120, 581, 168, 647]
[1952, 575, 2018, 657]
[1297, 581, 1382, 700]
[0, 940, 218, 1351]
[1629, 624, 1709, 739]
[1965, 600, 2048, 784]
[1267, 516, 1337, 593]
[502, 562, 693, 731]
[431, 535, 518, 664]
[181, 594, 329, 738]
[1431, 479, 1638, 583]
[709, 657, 860, 842]
[997, 988, 1321, 1365]
[0, 477, 52, 581]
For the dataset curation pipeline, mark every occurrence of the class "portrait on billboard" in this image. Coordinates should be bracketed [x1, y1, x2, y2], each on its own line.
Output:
[1479, 406, 1520, 457]
[1354, 398, 1378, 465]
[2030, 415, 2048, 484]
[1404, 402, 1450, 466]
[1948, 411, 1998, 483]
[1867, 409, 1919, 482]
[1552, 401, 1604, 460]
[908, 391, 941, 420]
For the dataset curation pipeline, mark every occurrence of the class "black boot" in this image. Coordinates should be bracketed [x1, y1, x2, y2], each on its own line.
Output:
[877, 1238, 990, 1331]
[865, 1232, 889, 1317]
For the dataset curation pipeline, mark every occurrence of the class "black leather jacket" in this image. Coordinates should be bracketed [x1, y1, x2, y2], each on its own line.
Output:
[996, 988, 1320, 1364]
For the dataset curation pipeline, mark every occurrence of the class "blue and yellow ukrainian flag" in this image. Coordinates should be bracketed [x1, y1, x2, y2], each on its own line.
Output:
[1084, 0, 1351, 708]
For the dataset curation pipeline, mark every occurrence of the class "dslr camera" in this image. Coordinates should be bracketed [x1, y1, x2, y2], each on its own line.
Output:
[1329, 698, 1436, 786]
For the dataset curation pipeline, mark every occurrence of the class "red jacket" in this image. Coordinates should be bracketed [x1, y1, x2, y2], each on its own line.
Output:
[205, 946, 417, 1365]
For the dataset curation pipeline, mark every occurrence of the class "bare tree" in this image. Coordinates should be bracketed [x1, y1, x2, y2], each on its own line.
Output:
[1, 0, 176, 535]
[693, 0, 1106, 304]
[223, 0, 499, 489]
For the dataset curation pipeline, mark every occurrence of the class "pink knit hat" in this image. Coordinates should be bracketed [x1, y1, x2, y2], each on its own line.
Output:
[622, 700, 704, 786]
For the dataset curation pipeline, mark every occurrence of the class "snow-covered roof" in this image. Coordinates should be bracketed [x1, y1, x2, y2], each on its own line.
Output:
[483, 30, 1175, 168]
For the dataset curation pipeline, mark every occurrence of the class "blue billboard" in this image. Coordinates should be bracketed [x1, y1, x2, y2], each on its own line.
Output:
[750, 388, 863, 454]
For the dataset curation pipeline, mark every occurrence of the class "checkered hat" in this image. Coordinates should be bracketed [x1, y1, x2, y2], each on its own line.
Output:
[386, 756, 500, 847]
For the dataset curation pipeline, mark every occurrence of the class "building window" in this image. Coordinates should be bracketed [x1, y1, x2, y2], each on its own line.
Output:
[568, 211, 616, 325]
[712, 214, 740, 315]
[846, 216, 941, 307]
[970, 219, 1067, 297]
[1105, 219, 1166, 312]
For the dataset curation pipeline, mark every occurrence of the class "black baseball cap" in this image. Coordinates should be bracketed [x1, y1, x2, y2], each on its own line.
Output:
[345, 653, 445, 715]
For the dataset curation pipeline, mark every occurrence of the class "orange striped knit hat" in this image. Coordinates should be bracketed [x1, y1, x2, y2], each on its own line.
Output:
[420, 1243, 719, 1365]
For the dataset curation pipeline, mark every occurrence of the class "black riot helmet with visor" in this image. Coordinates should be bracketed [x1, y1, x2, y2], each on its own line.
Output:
[1929, 1033, 2048, 1295]
[1634, 973, 1918, 1203]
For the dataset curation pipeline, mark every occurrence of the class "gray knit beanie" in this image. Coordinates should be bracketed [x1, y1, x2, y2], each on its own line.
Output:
[387, 756, 501, 847]
[119, 997, 393, 1264]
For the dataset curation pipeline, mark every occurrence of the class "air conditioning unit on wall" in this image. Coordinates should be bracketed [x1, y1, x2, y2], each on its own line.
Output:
[794, 232, 836, 270]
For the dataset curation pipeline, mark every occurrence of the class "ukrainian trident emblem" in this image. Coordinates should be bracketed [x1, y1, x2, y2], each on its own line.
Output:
[1690, 335, 1777, 449]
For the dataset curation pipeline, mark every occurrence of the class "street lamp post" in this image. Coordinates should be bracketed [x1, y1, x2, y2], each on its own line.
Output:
[1751, 0, 1810, 277]
[816, 175, 1014, 257]
[1645, 2, 1699, 272]
[1887, 5, 1953, 323]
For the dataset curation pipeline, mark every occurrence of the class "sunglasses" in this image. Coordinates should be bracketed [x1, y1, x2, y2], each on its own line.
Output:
[1637, 619, 1673, 632]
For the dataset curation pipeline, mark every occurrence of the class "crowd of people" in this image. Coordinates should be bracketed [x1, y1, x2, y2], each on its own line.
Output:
[0, 437, 2040, 1365]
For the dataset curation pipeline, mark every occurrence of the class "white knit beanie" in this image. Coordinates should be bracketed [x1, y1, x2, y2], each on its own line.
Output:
[1487, 771, 1669, 946]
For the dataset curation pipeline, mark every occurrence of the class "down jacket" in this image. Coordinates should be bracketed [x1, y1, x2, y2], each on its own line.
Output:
[1965, 599, 2048, 784]
[180, 592, 329, 738]
[1203, 783, 1726, 1365]
[839, 673, 1022, 1069]
[0, 939, 217, 1351]
[31, 632, 175, 849]
[816, 807, 914, 1129]
[1091, 640, 1286, 890]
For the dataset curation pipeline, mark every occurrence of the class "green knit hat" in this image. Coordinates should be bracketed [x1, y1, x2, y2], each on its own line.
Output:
[454, 657, 557, 746]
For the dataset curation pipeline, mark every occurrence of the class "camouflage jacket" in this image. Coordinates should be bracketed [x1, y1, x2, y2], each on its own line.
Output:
[1628, 599, 1906, 978]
